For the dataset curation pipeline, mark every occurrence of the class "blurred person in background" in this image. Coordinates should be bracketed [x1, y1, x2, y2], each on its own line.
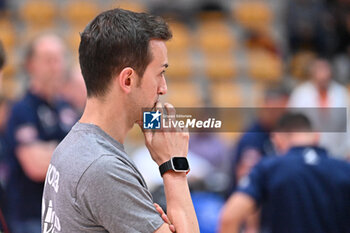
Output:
[220, 112, 350, 233]
[5, 33, 78, 233]
[288, 57, 350, 159]
[60, 64, 87, 115]
[229, 86, 289, 192]
[226, 86, 289, 232]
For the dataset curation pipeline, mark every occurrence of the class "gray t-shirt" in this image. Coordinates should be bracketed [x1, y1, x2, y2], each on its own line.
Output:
[42, 122, 163, 232]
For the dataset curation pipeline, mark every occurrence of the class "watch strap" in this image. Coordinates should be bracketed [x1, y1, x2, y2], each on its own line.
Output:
[159, 160, 173, 176]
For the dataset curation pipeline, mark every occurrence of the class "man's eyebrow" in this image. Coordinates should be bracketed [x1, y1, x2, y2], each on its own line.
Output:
[162, 63, 169, 68]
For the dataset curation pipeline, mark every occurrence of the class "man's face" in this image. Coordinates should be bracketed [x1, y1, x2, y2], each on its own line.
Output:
[259, 96, 288, 129]
[131, 40, 168, 123]
[27, 35, 66, 98]
[311, 60, 332, 90]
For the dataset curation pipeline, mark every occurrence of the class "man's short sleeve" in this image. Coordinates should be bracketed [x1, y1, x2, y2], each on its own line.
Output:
[236, 160, 266, 205]
[77, 155, 164, 233]
[6, 103, 39, 153]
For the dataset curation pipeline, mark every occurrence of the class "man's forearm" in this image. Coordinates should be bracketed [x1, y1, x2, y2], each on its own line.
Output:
[16, 141, 56, 182]
[220, 217, 240, 233]
[219, 193, 257, 233]
[163, 171, 199, 233]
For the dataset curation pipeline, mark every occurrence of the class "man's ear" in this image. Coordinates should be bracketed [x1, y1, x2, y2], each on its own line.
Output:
[118, 67, 135, 94]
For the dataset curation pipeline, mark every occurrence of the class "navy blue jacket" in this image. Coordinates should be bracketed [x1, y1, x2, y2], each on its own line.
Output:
[5, 91, 78, 220]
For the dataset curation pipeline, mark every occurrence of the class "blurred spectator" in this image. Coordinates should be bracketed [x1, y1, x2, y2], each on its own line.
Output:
[229, 86, 289, 192]
[288, 57, 350, 158]
[286, 0, 337, 56]
[220, 112, 350, 233]
[60, 65, 87, 115]
[5, 33, 78, 233]
[226, 86, 288, 232]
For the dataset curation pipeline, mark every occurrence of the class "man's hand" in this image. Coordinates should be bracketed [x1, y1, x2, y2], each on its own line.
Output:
[16, 141, 57, 182]
[154, 203, 175, 233]
[219, 193, 256, 233]
[141, 102, 199, 233]
[142, 102, 189, 166]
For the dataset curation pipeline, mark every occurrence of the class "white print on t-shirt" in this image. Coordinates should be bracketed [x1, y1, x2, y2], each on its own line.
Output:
[46, 164, 60, 193]
[42, 200, 61, 233]
[304, 149, 319, 165]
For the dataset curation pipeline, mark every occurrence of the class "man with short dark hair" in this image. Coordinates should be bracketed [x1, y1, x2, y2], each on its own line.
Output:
[42, 8, 199, 233]
[220, 112, 350, 233]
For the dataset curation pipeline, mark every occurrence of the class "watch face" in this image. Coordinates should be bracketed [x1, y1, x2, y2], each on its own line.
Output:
[172, 157, 189, 171]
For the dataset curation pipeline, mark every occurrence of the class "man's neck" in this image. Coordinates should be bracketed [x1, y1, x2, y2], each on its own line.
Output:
[29, 87, 54, 104]
[79, 96, 132, 144]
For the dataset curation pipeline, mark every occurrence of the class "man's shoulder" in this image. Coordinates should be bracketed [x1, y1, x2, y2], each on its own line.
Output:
[52, 127, 137, 180]
[324, 156, 350, 172]
[252, 155, 291, 175]
[257, 155, 280, 167]
[11, 94, 36, 116]
[52, 126, 118, 163]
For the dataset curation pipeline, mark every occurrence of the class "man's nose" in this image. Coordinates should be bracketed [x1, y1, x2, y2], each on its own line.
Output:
[158, 78, 167, 95]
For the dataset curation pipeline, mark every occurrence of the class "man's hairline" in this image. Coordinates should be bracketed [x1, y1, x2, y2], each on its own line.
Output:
[86, 38, 169, 99]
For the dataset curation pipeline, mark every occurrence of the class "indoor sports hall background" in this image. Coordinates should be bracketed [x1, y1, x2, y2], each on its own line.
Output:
[0, 0, 349, 232]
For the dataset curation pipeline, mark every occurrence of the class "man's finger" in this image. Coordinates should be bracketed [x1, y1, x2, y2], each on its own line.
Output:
[164, 103, 176, 117]
[164, 103, 178, 132]
[162, 213, 170, 224]
[154, 203, 165, 217]
[156, 101, 164, 114]
[169, 224, 176, 233]
[154, 203, 175, 233]
[143, 128, 153, 144]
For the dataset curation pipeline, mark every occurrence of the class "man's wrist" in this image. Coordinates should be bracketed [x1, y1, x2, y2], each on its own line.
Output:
[162, 170, 187, 179]
[159, 157, 190, 177]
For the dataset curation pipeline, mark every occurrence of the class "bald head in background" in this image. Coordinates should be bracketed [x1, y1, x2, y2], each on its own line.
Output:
[25, 33, 67, 102]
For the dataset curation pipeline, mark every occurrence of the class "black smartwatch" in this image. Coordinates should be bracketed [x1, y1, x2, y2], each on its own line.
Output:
[159, 157, 190, 176]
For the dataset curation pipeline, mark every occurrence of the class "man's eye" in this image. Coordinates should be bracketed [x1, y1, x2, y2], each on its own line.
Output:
[160, 70, 166, 75]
